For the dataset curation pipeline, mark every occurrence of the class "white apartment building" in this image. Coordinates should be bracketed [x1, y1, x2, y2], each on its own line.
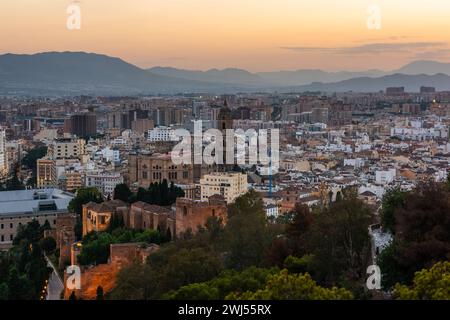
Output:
[200, 172, 248, 204]
[85, 171, 123, 196]
[147, 126, 178, 142]
[375, 169, 396, 185]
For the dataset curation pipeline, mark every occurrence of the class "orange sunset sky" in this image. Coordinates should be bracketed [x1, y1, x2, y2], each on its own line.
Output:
[1, 0, 450, 71]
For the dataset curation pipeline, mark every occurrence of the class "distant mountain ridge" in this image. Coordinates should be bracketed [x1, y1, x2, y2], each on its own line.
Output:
[1, 51, 450, 95]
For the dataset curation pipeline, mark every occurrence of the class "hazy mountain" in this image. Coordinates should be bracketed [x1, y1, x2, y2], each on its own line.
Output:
[148, 67, 265, 85]
[256, 69, 386, 86]
[0, 52, 227, 96]
[393, 60, 450, 75]
[294, 73, 450, 92]
[148, 66, 385, 86]
[1, 52, 450, 95]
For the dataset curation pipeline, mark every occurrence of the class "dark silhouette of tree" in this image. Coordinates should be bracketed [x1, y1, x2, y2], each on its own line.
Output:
[69, 291, 77, 300]
[136, 180, 184, 206]
[389, 182, 450, 285]
[96, 286, 104, 300]
[113, 183, 132, 202]
[380, 187, 407, 233]
[40, 237, 57, 254]
[308, 191, 372, 287]
[286, 203, 314, 257]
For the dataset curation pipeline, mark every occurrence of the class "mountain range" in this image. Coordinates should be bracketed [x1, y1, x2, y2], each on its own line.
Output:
[1, 52, 450, 95]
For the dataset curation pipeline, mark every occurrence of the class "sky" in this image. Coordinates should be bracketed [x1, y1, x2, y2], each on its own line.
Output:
[1, 0, 450, 72]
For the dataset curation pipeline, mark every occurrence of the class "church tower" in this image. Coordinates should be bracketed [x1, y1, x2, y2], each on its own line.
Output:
[216, 99, 234, 172]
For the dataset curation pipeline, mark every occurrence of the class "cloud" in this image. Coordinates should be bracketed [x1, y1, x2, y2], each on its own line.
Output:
[282, 42, 448, 55]
[353, 36, 418, 43]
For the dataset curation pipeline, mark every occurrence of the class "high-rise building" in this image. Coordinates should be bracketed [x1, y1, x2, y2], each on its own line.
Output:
[0, 130, 6, 175]
[66, 112, 97, 137]
[37, 158, 57, 188]
[132, 119, 154, 134]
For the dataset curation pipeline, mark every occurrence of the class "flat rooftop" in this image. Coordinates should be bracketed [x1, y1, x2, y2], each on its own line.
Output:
[0, 189, 74, 217]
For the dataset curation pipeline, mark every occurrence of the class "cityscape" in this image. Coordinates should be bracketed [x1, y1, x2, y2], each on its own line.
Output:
[0, 0, 449, 307]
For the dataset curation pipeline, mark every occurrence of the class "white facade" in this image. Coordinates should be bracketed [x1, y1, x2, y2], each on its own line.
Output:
[0, 130, 6, 174]
[265, 204, 279, 218]
[375, 169, 396, 185]
[147, 127, 178, 142]
[85, 171, 123, 196]
[200, 172, 248, 204]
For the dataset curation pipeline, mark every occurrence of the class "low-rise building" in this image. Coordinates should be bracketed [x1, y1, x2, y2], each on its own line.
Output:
[0, 189, 73, 250]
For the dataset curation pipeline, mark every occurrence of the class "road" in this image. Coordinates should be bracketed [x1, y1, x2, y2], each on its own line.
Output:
[45, 255, 64, 300]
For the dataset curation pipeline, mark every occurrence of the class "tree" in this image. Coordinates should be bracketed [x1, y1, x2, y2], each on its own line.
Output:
[68, 187, 103, 216]
[227, 269, 353, 300]
[380, 187, 407, 233]
[394, 261, 450, 300]
[78, 232, 114, 265]
[377, 242, 409, 290]
[96, 286, 104, 300]
[286, 203, 314, 257]
[224, 190, 274, 270]
[40, 237, 57, 254]
[0, 283, 9, 300]
[21, 145, 47, 188]
[113, 184, 132, 203]
[136, 180, 185, 206]
[165, 267, 277, 300]
[22, 145, 47, 171]
[112, 246, 223, 299]
[308, 191, 372, 286]
[382, 182, 450, 286]
[5, 171, 25, 191]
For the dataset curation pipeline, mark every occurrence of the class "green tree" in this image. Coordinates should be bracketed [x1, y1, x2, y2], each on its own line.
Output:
[40, 237, 57, 254]
[380, 187, 407, 233]
[68, 187, 103, 215]
[165, 266, 277, 300]
[383, 182, 450, 286]
[0, 283, 9, 300]
[78, 232, 114, 265]
[112, 246, 222, 299]
[224, 190, 273, 270]
[228, 269, 353, 300]
[394, 261, 450, 300]
[308, 191, 372, 286]
[286, 203, 314, 257]
[113, 183, 132, 203]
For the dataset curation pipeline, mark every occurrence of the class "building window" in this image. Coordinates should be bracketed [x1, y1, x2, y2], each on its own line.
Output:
[10, 235, 13, 241]
[1, 235, 4, 242]
[183, 206, 188, 216]
[10, 223, 13, 229]
[0, 224, 3, 229]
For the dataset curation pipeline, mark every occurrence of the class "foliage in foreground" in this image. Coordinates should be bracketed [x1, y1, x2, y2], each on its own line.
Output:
[394, 261, 450, 300]
[228, 269, 353, 300]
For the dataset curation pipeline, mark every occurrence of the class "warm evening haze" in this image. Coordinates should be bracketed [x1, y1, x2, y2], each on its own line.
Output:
[0, 0, 449, 310]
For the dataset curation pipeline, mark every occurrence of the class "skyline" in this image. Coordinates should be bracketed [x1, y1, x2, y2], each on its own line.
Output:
[1, 0, 450, 72]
